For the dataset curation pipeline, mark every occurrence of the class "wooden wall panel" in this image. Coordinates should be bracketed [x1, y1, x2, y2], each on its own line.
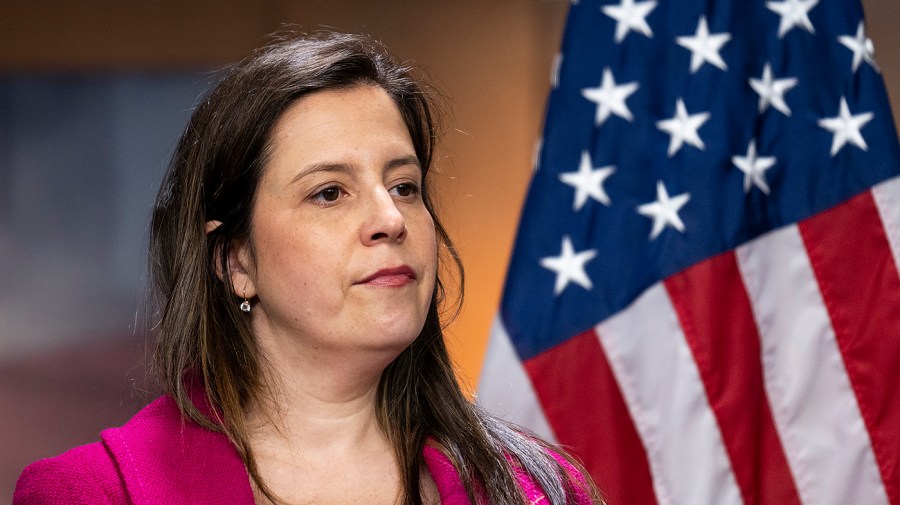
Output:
[0, 1, 279, 69]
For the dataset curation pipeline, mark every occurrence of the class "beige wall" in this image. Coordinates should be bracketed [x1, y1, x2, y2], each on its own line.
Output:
[1, 0, 897, 391]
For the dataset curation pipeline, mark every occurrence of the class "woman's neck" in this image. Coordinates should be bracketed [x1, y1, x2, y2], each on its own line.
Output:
[248, 327, 397, 444]
[245, 329, 407, 504]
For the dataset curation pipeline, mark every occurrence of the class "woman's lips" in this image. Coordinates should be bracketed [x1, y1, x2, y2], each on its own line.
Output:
[358, 266, 416, 287]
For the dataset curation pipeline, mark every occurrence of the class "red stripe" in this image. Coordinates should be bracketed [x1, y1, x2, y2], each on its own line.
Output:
[664, 252, 802, 505]
[524, 330, 658, 505]
[799, 191, 900, 504]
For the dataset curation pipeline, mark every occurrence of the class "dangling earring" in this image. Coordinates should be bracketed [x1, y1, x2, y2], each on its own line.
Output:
[240, 296, 251, 313]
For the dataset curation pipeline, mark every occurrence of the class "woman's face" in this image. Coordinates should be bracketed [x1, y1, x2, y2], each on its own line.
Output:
[233, 84, 438, 357]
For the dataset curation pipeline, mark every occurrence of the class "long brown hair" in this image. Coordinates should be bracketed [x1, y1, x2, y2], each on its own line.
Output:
[150, 32, 602, 504]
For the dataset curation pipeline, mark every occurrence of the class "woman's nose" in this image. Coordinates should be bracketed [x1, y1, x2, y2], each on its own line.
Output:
[361, 188, 407, 245]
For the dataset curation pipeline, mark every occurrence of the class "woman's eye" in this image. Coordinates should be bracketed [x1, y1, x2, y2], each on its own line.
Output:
[391, 183, 419, 198]
[311, 186, 344, 205]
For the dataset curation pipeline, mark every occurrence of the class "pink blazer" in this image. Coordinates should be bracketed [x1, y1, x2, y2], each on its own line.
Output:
[14, 395, 590, 504]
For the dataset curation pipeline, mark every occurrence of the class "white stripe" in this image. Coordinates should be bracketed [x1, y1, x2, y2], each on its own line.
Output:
[872, 174, 900, 277]
[735, 225, 889, 505]
[476, 315, 557, 442]
[596, 284, 742, 505]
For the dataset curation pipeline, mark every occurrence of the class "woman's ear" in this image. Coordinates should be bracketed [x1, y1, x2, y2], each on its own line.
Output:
[206, 220, 228, 283]
[206, 220, 257, 299]
[227, 238, 257, 299]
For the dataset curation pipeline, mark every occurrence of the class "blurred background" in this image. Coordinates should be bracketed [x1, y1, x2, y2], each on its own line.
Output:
[0, 0, 897, 500]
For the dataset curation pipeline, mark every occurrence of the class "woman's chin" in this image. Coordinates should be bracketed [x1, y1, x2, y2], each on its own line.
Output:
[362, 321, 424, 354]
[359, 306, 427, 342]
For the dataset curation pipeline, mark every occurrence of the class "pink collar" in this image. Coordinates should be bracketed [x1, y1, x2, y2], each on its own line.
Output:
[102, 394, 562, 504]
[422, 445, 474, 505]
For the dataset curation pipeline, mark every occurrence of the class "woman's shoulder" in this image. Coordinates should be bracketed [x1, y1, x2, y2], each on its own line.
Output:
[14, 394, 255, 505]
[12, 395, 182, 505]
[13, 441, 126, 504]
[423, 434, 599, 505]
[517, 445, 597, 505]
[98, 394, 255, 503]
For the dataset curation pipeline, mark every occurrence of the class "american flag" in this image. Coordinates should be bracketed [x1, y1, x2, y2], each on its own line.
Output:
[477, 1, 900, 504]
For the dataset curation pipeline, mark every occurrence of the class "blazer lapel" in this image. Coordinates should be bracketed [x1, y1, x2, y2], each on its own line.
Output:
[101, 395, 255, 504]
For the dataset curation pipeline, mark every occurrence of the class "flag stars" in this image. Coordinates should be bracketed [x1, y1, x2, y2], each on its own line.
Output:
[581, 68, 639, 126]
[559, 151, 615, 211]
[676, 16, 732, 73]
[551, 53, 564, 88]
[818, 97, 874, 156]
[540, 236, 598, 295]
[637, 181, 690, 240]
[749, 63, 798, 116]
[839, 21, 879, 73]
[732, 140, 776, 194]
[532, 138, 544, 173]
[656, 99, 710, 157]
[601, 0, 658, 43]
[766, 0, 819, 38]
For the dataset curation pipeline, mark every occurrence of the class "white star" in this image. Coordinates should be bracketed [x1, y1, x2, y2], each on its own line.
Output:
[676, 16, 732, 73]
[559, 151, 615, 211]
[581, 68, 640, 126]
[749, 63, 798, 116]
[601, 0, 658, 43]
[766, 0, 819, 38]
[532, 138, 543, 173]
[637, 181, 690, 240]
[551, 53, 563, 88]
[818, 97, 874, 156]
[839, 21, 879, 73]
[656, 99, 710, 157]
[732, 140, 776, 194]
[540, 236, 597, 295]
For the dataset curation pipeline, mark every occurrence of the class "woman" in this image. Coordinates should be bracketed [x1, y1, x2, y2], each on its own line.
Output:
[14, 32, 603, 505]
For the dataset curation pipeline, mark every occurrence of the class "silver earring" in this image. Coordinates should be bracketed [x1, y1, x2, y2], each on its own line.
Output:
[240, 298, 251, 313]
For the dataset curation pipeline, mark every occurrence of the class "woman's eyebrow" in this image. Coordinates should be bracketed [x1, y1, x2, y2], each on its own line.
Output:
[290, 162, 352, 185]
[291, 155, 420, 184]
[385, 155, 421, 171]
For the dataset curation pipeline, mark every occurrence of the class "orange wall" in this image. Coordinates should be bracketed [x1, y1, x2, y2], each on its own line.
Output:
[0, 0, 897, 393]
